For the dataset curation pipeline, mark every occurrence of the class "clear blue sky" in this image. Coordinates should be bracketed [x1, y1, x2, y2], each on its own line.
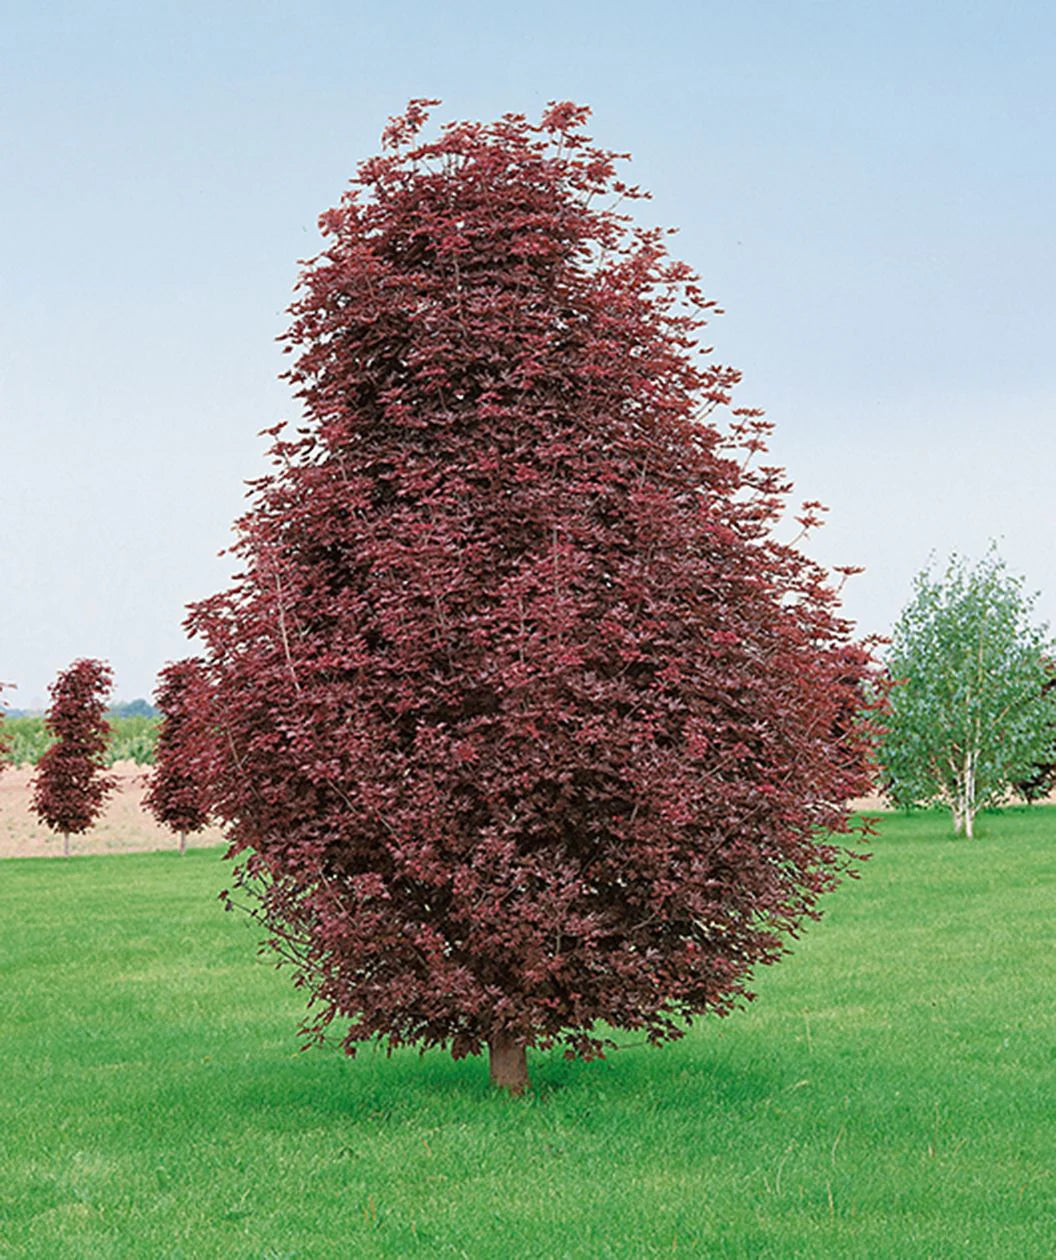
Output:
[3, 1, 1055, 705]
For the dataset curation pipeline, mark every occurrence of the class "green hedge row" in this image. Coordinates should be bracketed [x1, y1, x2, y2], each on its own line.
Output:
[0, 715, 159, 767]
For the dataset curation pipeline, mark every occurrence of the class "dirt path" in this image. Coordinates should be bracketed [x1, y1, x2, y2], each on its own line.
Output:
[2, 767, 1047, 859]
[0, 761, 226, 859]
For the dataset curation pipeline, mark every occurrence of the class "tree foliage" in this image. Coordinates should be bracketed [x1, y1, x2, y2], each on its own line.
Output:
[878, 549, 1056, 836]
[188, 101, 876, 1091]
[31, 659, 116, 855]
[1, 715, 54, 766]
[144, 658, 212, 854]
[1011, 663, 1056, 803]
[0, 684, 11, 777]
[108, 698, 158, 719]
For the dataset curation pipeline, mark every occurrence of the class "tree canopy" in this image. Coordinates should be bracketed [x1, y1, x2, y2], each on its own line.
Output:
[30, 659, 115, 856]
[144, 658, 212, 854]
[0, 685, 11, 778]
[878, 548, 1056, 836]
[188, 101, 876, 1091]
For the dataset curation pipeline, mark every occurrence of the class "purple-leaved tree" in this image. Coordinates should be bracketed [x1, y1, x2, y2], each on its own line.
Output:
[188, 101, 878, 1092]
[144, 658, 213, 854]
[31, 659, 116, 858]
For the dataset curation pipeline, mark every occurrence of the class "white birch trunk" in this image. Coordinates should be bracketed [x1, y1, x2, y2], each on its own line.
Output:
[964, 751, 976, 838]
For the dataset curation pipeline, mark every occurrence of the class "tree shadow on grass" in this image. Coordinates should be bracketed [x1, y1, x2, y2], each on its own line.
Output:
[213, 1022, 784, 1132]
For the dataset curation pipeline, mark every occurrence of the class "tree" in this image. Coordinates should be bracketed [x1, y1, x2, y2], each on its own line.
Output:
[187, 100, 876, 1093]
[144, 658, 212, 854]
[109, 698, 158, 719]
[0, 684, 11, 780]
[1013, 660, 1056, 803]
[31, 659, 116, 856]
[878, 549, 1056, 836]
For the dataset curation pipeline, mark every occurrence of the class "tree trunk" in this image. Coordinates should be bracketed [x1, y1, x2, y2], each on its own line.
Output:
[488, 1033, 529, 1094]
[952, 756, 971, 837]
[178, 831, 186, 856]
[63, 832, 69, 859]
[964, 754, 976, 838]
[955, 751, 976, 838]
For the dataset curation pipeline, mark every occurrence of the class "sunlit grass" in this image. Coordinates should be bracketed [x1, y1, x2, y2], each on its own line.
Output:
[0, 808, 1052, 1256]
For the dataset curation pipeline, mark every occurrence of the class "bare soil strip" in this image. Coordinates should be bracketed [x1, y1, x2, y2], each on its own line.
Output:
[0, 762, 226, 859]
[2, 767, 1049, 858]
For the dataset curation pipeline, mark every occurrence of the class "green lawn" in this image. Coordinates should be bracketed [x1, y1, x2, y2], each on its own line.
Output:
[0, 809, 1052, 1258]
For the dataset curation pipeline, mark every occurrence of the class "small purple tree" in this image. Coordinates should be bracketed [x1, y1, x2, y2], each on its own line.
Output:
[31, 659, 116, 857]
[144, 658, 212, 854]
[0, 683, 12, 781]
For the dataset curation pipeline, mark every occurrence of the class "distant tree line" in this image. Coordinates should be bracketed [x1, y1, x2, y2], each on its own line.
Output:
[3, 698, 157, 720]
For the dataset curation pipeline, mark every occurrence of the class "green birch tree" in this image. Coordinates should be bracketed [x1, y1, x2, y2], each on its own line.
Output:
[879, 548, 1056, 836]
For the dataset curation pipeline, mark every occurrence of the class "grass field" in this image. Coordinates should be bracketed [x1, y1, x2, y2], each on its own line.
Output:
[0, 809, 1052, 1258]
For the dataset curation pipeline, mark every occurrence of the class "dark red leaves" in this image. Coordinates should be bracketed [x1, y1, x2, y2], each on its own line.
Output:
[0, 684, 11, 780]
[30, 659, 115, 840]
[187, 101, 877, 1070]
[144, 658, 213, 849]
[380, 98, 443, 150]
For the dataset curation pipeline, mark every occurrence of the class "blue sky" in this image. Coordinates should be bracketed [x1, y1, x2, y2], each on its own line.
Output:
[3, 1, 1055, 704]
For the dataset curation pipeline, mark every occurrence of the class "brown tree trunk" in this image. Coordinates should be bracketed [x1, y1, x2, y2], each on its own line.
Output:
[488, 1033, 529, 1094]
[63, 832, 69, 859]
[178, 831, 186, 856]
